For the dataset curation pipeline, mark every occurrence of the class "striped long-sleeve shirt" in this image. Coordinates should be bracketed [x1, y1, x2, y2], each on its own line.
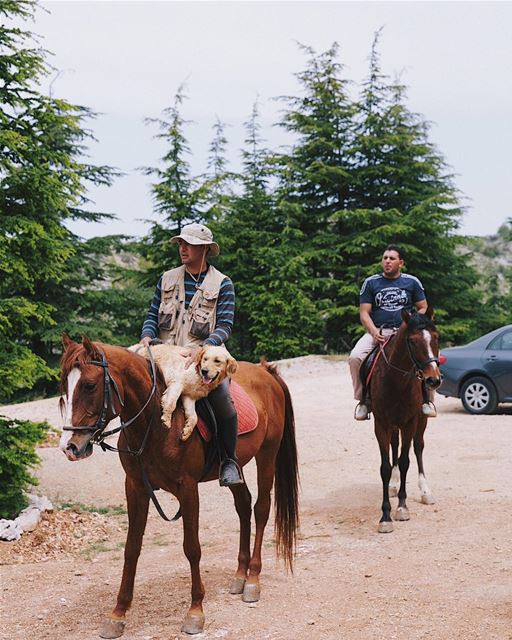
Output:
[140, 268, 235, 346]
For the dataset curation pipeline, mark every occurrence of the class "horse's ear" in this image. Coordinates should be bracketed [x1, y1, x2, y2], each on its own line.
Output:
[401, 309, 411, 324]
[62, 333, 76, 351]
[426, 305, 434, 320]
[82, 334, 100, 358]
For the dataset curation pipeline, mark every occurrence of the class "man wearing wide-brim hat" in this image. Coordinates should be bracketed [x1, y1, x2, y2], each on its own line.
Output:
[139, 222, 242, 486]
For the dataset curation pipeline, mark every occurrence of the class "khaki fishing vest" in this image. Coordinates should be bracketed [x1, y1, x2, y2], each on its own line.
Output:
[157, 264, 227, 348]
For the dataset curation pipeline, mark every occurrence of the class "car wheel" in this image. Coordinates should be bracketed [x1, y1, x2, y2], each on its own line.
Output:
[460, 376, 498, 414]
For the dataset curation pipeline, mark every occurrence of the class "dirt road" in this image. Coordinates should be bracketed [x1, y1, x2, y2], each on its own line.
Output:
[1, 356, 511, 640]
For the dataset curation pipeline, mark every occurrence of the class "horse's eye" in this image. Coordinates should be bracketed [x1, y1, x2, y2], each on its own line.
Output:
[83, 381, 96, 392]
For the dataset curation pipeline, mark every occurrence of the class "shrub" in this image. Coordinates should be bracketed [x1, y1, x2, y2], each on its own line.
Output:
[0, 416, 49, 519]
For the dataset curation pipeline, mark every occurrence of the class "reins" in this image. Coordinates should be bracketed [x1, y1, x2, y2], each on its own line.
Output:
[380, 326, 439, 380]
[63, 346, 181, 522]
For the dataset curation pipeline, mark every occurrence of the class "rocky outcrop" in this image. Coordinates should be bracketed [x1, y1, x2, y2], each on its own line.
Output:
[0, 493, 53, 541]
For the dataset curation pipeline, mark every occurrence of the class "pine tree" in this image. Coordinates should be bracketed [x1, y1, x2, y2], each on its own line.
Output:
[0, 0, 118, 400]
[216, 101, 323, 359]
[274, 43, 359, 352]
[347, 30, 480, 343]
[138, 86, 203, 286]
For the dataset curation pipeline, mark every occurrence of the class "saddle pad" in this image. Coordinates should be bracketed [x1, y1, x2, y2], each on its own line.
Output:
[197, 380, 258, 442]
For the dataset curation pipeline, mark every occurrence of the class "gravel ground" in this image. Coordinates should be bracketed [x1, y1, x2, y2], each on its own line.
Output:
[1, 356, 511, 640]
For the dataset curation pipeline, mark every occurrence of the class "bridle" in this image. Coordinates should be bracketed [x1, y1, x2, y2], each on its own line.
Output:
[406, 333, 440, 380]
[380, 321, 439, 380]
[62, 347, 158, 455]
[62, 346, 181, 522]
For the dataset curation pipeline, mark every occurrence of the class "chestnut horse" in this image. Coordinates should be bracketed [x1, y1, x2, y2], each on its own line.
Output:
[370, 309, 441, 533]
[59, 336, 299, 637]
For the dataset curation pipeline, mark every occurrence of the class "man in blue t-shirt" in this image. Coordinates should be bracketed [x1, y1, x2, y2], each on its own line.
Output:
[348, 244, 437, 420]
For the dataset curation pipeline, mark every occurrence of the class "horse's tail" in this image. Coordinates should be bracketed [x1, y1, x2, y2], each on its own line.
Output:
[263, 362, 300, 572]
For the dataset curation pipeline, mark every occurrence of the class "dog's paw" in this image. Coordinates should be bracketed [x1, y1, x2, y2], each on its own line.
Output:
[180, 424, 194, 441]
[180, 416, 198, 441]
[162, 411, 173, 429]
[161, 398, 177, 415]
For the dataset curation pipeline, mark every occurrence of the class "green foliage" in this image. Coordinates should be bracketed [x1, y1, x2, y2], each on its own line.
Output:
[0, 1, 122, 400]
[137, 39, 494, 358]
[0, 415, 48, 519]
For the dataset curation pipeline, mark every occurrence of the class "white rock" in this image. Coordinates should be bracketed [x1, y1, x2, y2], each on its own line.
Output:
[0, 519, 22, 541]
[27, 493, 53, 512]
[16, 507, 41, 532]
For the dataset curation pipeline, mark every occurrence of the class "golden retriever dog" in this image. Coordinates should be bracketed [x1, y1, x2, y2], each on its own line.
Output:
[128, 343, 237, 440]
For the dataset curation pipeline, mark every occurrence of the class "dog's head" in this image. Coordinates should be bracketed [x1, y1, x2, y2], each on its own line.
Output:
[195, 346, 238, 386]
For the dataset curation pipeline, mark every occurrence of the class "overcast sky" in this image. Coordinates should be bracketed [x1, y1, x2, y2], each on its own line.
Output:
[31, 1, 512, 239]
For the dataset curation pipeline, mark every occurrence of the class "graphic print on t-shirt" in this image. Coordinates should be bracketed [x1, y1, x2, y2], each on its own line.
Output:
[375, 286, 409, 311]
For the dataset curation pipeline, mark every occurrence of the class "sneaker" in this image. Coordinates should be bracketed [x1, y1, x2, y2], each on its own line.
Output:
[219, 459, 244, 486]
[354, 403, 370, 421]
[422, 402, 437, 418]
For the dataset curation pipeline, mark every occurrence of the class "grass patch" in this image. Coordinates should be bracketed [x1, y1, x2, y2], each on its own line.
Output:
[59, 501, 127, 516]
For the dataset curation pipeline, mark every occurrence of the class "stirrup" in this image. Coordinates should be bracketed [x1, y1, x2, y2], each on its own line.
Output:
[219, 459, 244, 486]
[421, 402, 437, 418]
[354, 402, 371, 421]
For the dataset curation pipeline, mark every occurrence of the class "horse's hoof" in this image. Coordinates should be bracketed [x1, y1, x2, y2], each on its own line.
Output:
[389, 485, 398, 498]
[378, 521, 394, 533]
[242, 582, 260, 602]
[229, 576, 246, 594]
[99, 618, 126, 639]
[421, 493, 435, 505]
[181, 612, 205, 635]
[394, 507, 410, 521]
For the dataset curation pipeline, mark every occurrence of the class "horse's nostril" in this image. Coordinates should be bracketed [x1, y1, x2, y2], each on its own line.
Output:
[426, 377, 441, 389]
[67, 443, 78, 456]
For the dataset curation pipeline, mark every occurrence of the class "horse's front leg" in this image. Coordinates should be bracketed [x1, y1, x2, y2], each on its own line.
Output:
[389, 429, 400, 497]
[414, 417, 435, 505]
[375, 422, 393, 533]
[395, 425, 414, 522]
[100, 476, 149, 639]
[179, 478, 205, 635]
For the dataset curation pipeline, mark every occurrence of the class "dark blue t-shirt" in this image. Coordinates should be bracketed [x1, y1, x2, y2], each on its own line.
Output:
[359, 273, 426, 328]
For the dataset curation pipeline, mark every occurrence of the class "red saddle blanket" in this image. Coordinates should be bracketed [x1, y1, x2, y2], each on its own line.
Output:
[196, 380, 258, 442]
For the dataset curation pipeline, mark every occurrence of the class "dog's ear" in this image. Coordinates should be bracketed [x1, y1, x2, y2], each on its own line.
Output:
[226, 355, 238, 377]
[195, 347, 206, 368]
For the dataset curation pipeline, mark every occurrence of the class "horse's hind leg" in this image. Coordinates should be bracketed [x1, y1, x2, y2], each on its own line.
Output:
[414, 418, 435, 505]
[243, 449, 276, 602]
[389, 429, 400, 498]
[100, 477, 149, 639]
[228, 482, 252, 594]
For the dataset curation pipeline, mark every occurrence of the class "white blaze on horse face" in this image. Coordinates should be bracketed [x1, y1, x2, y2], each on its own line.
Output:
[422, 329, 440, 376]
[59, 368, 81, 451]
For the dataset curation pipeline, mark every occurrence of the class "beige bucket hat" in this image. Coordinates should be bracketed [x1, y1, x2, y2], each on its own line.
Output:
[170, 223, 220, 257]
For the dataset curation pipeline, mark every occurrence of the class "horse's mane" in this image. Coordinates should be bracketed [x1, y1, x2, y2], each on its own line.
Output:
[406, 312, 436, 333]
[60, 341, 166, 403]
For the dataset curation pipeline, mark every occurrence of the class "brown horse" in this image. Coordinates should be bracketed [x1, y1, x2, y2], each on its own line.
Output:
[59, 335, 299, 637]
[370, 308, 441, 533]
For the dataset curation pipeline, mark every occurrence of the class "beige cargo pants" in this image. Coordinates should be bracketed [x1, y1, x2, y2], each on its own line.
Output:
[348, 329, 396, 401]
